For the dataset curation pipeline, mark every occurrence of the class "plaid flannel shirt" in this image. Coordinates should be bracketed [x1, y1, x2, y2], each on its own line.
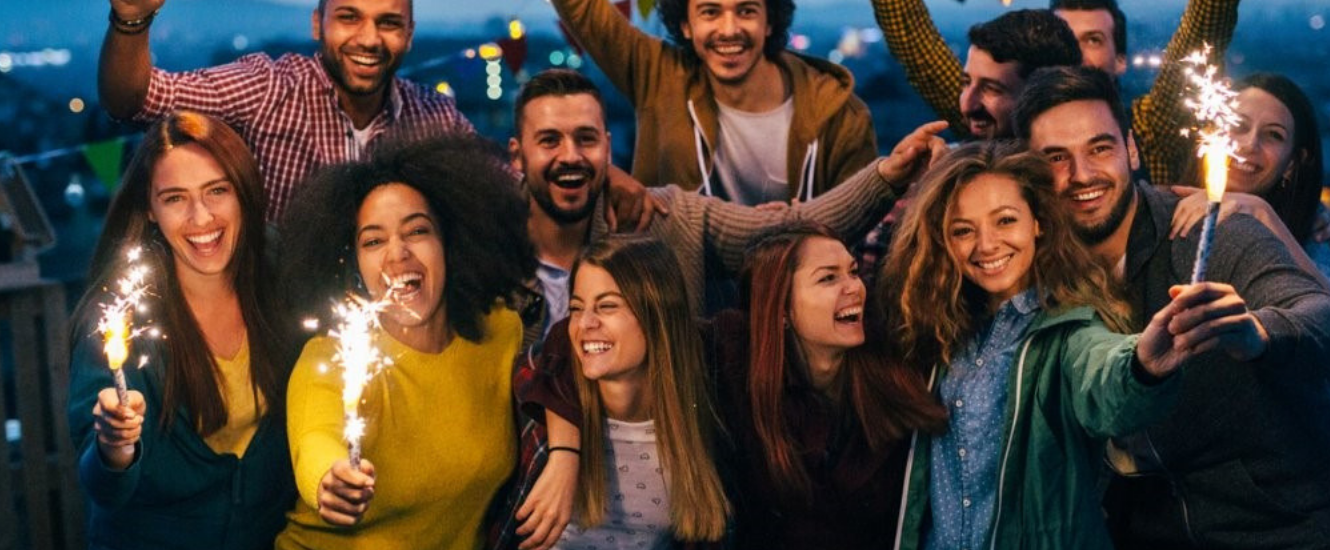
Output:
[135, 53, 474, 222]
[871, 0, 1239, 186]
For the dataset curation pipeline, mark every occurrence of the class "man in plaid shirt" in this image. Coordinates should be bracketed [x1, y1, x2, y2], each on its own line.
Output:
[99, 0, 473, 222]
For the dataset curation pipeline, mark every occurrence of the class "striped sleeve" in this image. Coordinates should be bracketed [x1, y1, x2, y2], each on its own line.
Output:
[135, 53, 280, 130]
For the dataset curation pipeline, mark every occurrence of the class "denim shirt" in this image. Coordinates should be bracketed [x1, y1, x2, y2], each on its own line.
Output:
[925, 289, 1041, 550]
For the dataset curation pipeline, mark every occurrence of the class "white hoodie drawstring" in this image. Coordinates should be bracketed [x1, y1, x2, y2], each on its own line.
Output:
[687, 100, 713, 196]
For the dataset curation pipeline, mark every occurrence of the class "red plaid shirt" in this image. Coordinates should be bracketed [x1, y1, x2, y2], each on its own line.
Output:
[136, 53, 474, 222]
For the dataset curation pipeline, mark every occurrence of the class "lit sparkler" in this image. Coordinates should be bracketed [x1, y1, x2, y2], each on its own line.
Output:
[324, 287, 401, 470]
[95, 247, 153, 455]
[1180, 45, 1241, 283]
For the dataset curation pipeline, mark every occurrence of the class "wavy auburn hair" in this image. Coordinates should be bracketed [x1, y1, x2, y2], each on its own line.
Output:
[880, 140, 1130, 371]
[74, 111, 294, 434]
[740, 221, 946, 499]
[569, 235, 729, 541]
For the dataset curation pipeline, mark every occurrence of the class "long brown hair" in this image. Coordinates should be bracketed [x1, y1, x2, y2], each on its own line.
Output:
[881, 140, 1130, 372]
[740, 221, 948, 499]
[73, 111, 292, 435]
[569, 235, 729, 541]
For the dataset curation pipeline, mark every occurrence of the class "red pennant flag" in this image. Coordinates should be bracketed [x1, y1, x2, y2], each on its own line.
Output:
[497, 35, 528, 74]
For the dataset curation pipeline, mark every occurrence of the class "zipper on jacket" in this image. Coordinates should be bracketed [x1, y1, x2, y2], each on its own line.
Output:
[987, 337, 1035, 550]
[893, 365, 938, 550]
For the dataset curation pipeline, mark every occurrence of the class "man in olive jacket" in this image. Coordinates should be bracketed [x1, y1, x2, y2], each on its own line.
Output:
[551, 0, 877, 206]
[1015, 66, 1330, 548]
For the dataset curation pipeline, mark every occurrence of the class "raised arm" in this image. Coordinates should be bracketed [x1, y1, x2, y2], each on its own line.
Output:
[551, 0, 674, 105]
[1132, 0, 1240, 185]
[870, 0, 966, 133]
[689, 120, 949, 275]
[100, 0, 166, 119]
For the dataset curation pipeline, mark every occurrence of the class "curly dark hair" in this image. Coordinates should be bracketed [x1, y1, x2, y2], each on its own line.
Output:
[279, 134, 536, 343]
[969, 9, 1081, 79]
[658, 0, 796, 62]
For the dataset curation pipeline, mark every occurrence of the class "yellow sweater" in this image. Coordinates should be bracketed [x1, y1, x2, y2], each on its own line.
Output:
[276, 308, 520, 550]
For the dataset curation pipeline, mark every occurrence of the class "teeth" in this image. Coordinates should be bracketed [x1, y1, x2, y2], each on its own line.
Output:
[975, 255, 1012, 271]
[715, 44, 744, 55]
[1071, 189, 1107, 202]
[186, 230, 222, 245]
[349, 54, 380, 66]
[557, 174, 585, 182]
[387, 272, 423, 291]
[1230, 161, 1258, 174]
[834, 306, 863, 321]
[582, 341, 613, 354]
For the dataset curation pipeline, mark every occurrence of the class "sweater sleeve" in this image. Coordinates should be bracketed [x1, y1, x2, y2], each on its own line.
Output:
[819, 96, 879, 196]
[870, 0, 966, 135]
[551, 0, 672, 106]
[286, 337, 352, 511]
[1208, 215, 1330, 379]
[69, 320, 148, 510]
[673, 158, 900, 276]
[1132, 0, 1239, 185]
[1059, 321, 1182, 439]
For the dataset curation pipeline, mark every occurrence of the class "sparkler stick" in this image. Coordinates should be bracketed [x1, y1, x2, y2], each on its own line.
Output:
[1180, 45, 1241, 284]
[96, 247, 154, 456]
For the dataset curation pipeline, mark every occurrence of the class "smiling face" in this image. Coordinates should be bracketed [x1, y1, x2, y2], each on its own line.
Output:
[1228, 87, 1299, 196]
[511, 93, 609, 225]
[947, 173, 1040, 310]
[355, 183, 447, 334]
[313, 0, 413, 98]
[1055, 8, 1126, 76]
[1028, 99, 1137, 245]
[149, 143, 242, 283]
[569, 264, 649, 384]
[960, 46, 1025, 140]
[787, 237, 867, 359]
[681, 0, 772, 85]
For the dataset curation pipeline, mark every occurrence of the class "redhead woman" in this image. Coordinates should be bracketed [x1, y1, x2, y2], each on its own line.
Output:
[274, 135, 535, 549]
[882, 140, 1254, 549]
[68, 111, 298, 549]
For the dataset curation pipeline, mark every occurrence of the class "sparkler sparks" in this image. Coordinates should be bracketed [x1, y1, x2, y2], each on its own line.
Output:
[324, 284, 404, 469]
[95, 247, 154, 455]
[1180, 45, 1241, 283]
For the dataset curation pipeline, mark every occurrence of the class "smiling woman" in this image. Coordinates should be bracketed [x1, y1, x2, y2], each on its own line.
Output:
[67, 111, 299, 550]
[274, 134, 535, 550]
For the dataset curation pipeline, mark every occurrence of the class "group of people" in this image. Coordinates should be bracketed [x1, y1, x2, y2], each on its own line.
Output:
[67, 0, 1329, 549]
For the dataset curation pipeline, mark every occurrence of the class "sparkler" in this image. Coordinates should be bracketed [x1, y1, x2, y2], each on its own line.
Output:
[1180, 45, 1241, 283]
[95, 247, 153, 456]
[322, 288, 400, 470]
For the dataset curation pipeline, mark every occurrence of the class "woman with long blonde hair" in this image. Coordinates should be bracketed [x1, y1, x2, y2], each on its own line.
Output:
[881, 140, 1231, 549]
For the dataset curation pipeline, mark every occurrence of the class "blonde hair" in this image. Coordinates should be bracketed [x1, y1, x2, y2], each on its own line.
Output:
[881, 140, 1131, 370]
[569, 235, 729, 541]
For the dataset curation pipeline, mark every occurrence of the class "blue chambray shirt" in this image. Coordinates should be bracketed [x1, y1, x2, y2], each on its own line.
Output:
[925, 288, 1041, 550]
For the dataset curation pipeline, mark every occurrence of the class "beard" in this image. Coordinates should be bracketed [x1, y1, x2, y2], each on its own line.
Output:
[1069, 177, 1135, 245]
[317, 39, 402, 97]
[529, 163, 603, 225]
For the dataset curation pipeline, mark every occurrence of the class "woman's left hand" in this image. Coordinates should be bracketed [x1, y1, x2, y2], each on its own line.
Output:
[1169, 187, 1280, 239]
[514, 449, 579, 550]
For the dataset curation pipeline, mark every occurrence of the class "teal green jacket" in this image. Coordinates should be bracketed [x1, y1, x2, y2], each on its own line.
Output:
[894, 306, 1181, 550]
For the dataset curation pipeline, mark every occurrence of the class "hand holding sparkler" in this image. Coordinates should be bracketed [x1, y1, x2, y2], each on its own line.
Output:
[317, 458, 377, 526]
[93, 247, 155, 465]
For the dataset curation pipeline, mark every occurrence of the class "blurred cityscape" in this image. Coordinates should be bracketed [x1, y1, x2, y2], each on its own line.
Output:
[0, 0, 1327, 284]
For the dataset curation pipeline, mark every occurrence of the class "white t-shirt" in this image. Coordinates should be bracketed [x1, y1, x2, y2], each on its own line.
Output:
[555, 418, 672, 550]
[712, 98, 793, 206]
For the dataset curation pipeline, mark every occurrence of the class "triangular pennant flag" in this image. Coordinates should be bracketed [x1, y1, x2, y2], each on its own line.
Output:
[498, 35, 529, 74]
[84, 138, 126, 193]
[614, 0, 632, 19]
[636, 0, 655, 20]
